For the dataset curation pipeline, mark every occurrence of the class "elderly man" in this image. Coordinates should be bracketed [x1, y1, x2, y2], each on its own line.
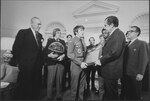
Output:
[10, 17, 44, 100]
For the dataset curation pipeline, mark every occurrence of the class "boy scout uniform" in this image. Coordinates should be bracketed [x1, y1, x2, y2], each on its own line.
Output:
[67, 36, 86, 100]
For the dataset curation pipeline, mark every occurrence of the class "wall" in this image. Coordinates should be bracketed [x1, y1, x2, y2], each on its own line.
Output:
[1, 0, 149, 47]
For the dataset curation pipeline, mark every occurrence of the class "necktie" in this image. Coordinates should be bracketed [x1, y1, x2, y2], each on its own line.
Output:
[128, 41, 131, 46]
[80, 38, 84, 51]
[35, 31, 40, 46]
[80, 38, 85, 57]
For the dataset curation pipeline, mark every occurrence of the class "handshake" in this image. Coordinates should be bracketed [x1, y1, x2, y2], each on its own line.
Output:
[81, 59, 101, 69]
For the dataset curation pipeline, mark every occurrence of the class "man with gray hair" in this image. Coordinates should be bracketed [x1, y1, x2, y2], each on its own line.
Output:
[10, 17, 44, 100]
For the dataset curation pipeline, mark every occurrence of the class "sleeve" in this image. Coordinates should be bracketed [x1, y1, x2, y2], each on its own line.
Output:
[63, 40, 67, 55]
[10, 30, 25, 66]
[43, 39, 50, 65]
[137, 42, 149, 75]
[41, 34, 44, 41]
[100, 33, 125, 65]
[63, 41, 67, 61]
[67, 40, 82, 66]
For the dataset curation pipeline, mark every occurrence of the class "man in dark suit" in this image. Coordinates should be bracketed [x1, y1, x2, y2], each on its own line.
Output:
[9, 17, 44, 100]
[95, 16, 126, 100]
[120, 31, 131, 100]
[123, 26, 149, 100]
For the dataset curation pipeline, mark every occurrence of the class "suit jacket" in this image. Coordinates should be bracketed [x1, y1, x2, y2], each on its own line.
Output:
[67, 36, 86, 72]
[10, 28, 44, 71]
[125, 39, 149, 77]
[100, 28, 126, 79]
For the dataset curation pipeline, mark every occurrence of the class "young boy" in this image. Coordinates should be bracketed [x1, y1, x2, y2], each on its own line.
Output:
[44, 28, 66, 100]
[67, 25, 87, 100]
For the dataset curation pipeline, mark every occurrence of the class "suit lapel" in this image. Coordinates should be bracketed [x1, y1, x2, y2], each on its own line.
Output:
[104, 28, 119, 47]
[129, 39, 138, 48]
[29, 28, 39, 48]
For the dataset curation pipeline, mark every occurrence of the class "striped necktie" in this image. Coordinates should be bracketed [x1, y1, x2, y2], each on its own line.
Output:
[35, 31, 40, 46]
[80, 38, 86, 57]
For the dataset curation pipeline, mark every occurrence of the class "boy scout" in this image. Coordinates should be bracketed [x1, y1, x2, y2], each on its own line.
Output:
[67, 25, 87, 100]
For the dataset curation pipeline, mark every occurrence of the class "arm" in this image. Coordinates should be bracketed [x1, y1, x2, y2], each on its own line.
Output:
[57, 40, 66, 61]
[136, 42, 149, 81]
[43, 39, 49, 65]
[100, 33, 125, 66]
[43, 39, 58, 61]
[67, 40, 82, 66]
[39, 33, 44, 50]
[137, 42, 149, 75]
[10, 30, 25, 66]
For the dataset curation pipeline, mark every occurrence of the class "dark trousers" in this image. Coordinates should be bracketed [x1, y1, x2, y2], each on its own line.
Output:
[47, 63, 64, 100]
[103, 78, 119, 100]
[86, 66, 96, 89]
[71, 69, 86, 100]
[43, 65, 48, 88]
[14, 66, 42, 100]
[124, 75, 142, 100]
[0, 83, 16, 100]
[63, 60, 71, 89]
[97, 75, 104, 100]
[120, 76, 126, 100]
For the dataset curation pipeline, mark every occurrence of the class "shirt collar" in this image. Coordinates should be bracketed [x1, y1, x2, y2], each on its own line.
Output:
[75, 36, 80, 40]
[30, 27, 36, 36]
[129, 37, 138, 46]
[54, 37, 60, 41]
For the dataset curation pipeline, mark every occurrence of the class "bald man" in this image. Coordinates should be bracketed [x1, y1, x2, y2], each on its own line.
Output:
[10, 17, 44, 100]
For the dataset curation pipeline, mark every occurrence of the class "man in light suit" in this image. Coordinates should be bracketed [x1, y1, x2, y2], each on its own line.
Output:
[95, 16, 126, 100]
[9, 17, 44, 100]
[123, 26, 149, 100]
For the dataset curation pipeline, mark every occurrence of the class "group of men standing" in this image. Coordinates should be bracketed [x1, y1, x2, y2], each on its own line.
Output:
[9, 16, 149, 100]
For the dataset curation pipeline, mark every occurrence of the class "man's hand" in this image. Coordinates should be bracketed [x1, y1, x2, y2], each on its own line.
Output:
[48, 52, 58, 58]
[81, 62, 88, 69]
[95, 59, 101, 66]
[57, 54, 65, 61]
[136, 74, 143, 81]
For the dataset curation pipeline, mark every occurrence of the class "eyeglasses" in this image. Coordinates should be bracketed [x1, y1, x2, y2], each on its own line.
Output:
[128, 30, 136, 33]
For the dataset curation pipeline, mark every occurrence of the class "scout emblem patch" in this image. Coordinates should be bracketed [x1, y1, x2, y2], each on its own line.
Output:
[77, 49, 81, 54]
